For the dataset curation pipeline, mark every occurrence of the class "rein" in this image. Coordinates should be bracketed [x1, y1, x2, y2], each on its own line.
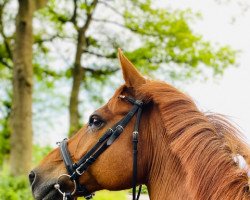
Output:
[55, 96, 144, 200]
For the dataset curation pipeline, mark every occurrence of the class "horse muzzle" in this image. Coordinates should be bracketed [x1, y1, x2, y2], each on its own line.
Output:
[28, 169, 74, 200]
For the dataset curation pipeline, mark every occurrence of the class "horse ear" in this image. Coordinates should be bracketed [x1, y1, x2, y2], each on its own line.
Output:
[118, 48, 146, 88]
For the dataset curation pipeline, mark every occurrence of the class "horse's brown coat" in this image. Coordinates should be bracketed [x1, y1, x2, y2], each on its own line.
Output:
[31, 50, 250, 200]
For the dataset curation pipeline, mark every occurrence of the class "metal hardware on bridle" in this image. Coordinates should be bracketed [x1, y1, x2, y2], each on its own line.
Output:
[54, 174, 77, 200]
[55, 95, 143, 200]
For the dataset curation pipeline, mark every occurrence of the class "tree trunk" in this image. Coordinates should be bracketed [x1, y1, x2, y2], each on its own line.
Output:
[69, 28, 86, 136]
[68, 0, 98, 136]
[10, 0, 47, 176]
[10, 0, 35, 176]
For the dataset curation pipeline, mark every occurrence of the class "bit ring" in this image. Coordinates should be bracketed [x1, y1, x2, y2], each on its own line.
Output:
[54, 174, 77, 196]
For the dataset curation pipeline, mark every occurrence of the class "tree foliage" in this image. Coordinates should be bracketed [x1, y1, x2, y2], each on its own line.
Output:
[0, 0, 237, 158]
[123, 1, 236, 79]
[30, 0, 237, 135]
[36, 0, 236, 78]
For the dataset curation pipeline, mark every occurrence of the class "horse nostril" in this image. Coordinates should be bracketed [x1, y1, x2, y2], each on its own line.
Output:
[28, 170, 36, 185]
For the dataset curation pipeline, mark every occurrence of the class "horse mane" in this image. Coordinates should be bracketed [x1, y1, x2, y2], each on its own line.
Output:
[137, 80, 250, 200]
[206, 113, 250, 165]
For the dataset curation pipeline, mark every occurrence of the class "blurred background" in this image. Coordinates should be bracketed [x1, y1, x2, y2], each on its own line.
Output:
[0, 0, 249, 199]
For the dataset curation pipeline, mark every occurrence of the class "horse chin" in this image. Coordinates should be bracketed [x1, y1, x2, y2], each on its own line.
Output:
[35, 190, 61, 200]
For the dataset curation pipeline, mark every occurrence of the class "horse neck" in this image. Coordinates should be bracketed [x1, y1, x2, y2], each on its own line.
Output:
[146, 137, 191, 200]
[141, 106, 191, 200]
[140, 103, 250, 200]
[137, 82, 250, 199]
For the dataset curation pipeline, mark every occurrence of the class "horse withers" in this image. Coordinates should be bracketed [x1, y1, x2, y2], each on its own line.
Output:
[30, 49, 250, 200]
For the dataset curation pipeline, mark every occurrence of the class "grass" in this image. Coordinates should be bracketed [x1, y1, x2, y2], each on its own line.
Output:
[93, 190, 127, 200]
[73, 190, 127, 200]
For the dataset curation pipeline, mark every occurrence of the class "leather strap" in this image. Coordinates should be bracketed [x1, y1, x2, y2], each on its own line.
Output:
[132, 107, 143, 200]
[57, 96, 144, 200]
[59, 140, 92, 198]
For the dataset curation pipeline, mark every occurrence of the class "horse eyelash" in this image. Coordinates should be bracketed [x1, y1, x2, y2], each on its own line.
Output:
[88, 114, 105, 128]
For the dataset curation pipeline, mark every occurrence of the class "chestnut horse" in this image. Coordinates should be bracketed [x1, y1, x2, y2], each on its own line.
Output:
[30, 50, 250, 200]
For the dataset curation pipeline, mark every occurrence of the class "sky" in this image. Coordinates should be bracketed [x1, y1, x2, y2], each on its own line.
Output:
[165, 0, 250, 141]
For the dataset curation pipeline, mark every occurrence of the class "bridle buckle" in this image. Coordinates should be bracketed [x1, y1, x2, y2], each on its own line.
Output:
[85, 193, 95, 199]
[76, 167, 85, 176]
[116, 125, 124, 131]
[133, 131, 139, 142]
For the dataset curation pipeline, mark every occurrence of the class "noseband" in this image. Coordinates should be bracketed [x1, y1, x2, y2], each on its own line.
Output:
[55, 96, 144, 200]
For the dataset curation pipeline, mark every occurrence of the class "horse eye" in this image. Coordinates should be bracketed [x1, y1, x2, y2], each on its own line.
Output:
[89, 115, 103, 128]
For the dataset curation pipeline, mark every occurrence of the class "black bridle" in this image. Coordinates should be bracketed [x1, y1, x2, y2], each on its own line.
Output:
[54, 95, 144, 200]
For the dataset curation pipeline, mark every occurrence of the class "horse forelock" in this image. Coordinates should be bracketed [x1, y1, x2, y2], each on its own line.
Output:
[137, 80, 250, 200]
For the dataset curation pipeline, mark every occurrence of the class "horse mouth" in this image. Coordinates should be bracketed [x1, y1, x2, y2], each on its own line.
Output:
[39, 190, 59, 200]
[32, 180, 77, 200]
[33, 182, 61, 200]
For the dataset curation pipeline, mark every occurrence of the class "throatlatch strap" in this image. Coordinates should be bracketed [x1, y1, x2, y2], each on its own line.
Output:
[132, 107, 143, 200]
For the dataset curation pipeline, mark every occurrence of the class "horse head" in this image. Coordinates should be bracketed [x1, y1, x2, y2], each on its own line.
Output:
[30, 50, 157, 200]
[30, 49, 250, 200]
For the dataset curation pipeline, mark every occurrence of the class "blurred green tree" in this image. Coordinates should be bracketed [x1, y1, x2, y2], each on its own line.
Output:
[0, 0, 58, 170]
[0, 0, 237, 171]
[35, 0, 236, 135]
[0, 0, 14, 167]
[0, 0, 48, 176]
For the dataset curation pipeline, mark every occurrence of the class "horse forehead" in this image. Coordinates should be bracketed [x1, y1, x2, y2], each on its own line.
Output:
[101, 85, 131, 114]
[106, 97, 121, 114]
[105, 96, 129, 115]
